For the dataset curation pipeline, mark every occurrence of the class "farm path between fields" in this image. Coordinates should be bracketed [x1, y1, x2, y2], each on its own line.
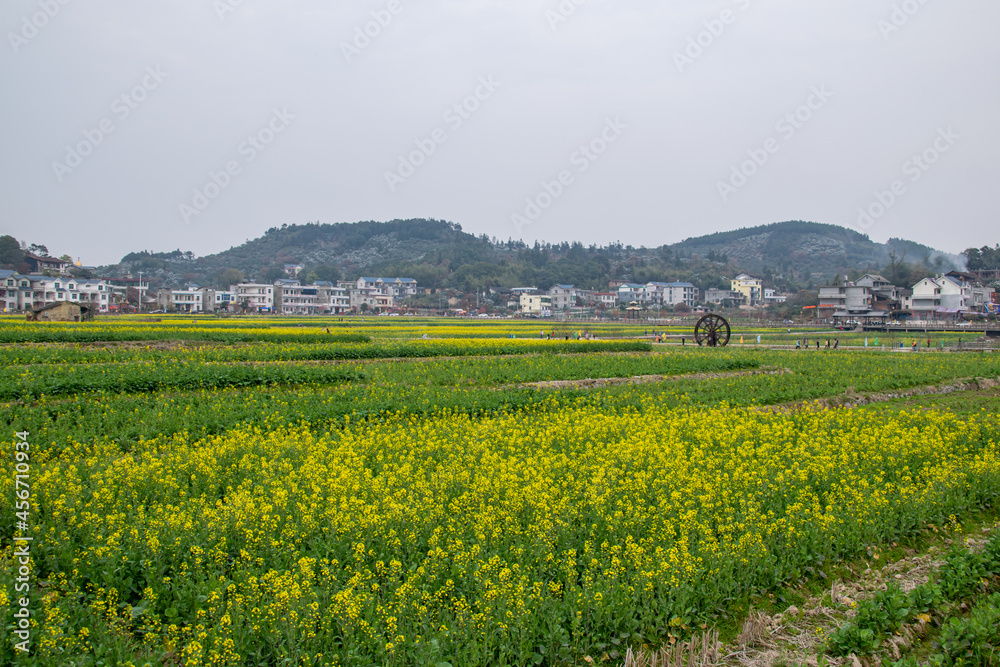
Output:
[624, 522, 998, 667]
[518, 366, 792, 390]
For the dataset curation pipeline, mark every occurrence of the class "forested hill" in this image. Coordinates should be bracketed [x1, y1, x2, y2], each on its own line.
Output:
[672, 221, 962, 276]
[98, 219, 965, 293]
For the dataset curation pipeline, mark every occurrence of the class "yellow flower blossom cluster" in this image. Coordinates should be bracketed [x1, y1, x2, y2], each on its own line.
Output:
[2, 398, 997, 665]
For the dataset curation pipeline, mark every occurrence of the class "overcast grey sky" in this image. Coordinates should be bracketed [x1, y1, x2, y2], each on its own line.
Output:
[2, 0, 997, 265]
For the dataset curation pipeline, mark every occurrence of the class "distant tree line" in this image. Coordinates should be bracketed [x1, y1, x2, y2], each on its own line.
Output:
[964, 245, 1000, 271]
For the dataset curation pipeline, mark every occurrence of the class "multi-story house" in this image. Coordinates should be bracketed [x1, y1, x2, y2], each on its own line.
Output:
[946, 272, 997, 310]
[594, 292, 618, 308]
[817, 280, 893, 325]
[350, 287, 380, 311]
[548, 285, 578, 310]
[855, 274, 906, 312]
[24, 253, 71, 275]
[641, 282, 699, 307]
[908, 278, 941, 318]
[356, 277, 419, 301]
[315, 282, 350, 314]
[818, 284, 871, 310]
[273, 280, 317, 315]
[350, 278, 419, 309]
[0, 271, 31, 312]
[27, 276, 111, 313]
[235, 283, 275, 312]
[763, 289, 787, 305]
[705, 288, 744, 308]
[731, 273, 763, 306]
[156, 285, 204, 313]
[617, 283, 647, 304]
[520, 293, 552, 316]
[908, 273, 977, 320]
[664, 282, 699, 307]
[507, 288, 537, 310]
[74, 279, 111, 313]
[209, 289, 238, 312]
[643, 282, 671, 304]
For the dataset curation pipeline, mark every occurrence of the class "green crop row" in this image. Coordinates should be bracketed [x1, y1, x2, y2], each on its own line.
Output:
[828, 535, 1000, 658]
[0, 361, 365, 400]
[0, 324, 370, 344]
[0, 339, 652, 366]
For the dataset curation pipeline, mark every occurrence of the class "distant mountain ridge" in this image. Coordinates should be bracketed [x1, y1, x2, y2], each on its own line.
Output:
[99, 219, 965, 292]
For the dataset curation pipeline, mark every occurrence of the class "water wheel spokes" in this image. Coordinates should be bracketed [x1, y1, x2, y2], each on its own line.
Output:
[694, 314, 731, 348]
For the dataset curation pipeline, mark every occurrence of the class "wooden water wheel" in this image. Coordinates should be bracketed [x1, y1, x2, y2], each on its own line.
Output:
[694, 314, 731, 347]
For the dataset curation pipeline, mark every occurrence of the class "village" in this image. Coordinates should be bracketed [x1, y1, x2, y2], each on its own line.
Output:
[2, 250, 997, 325]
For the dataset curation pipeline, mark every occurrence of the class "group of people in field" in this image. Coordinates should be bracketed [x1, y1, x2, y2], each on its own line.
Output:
[536, 330, 596, 340]
[796, 338, 840, 350]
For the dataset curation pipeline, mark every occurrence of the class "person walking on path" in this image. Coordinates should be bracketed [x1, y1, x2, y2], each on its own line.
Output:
[796, 339, 801, 349]
[834, 338, 839, 349]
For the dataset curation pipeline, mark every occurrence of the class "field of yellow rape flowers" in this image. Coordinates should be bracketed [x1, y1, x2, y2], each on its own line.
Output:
[1, 316, 999, 666]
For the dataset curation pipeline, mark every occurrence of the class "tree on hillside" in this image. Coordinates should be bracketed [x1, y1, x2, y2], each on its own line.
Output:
[217, 268, 244, 289]
[261, 267, 284, 284]
[310, 264, 341, 283]
[884, 251, 913, 287]
[69, 266, 96, 279]
[964, 245, 1000, 271]
[0, 235, 23, 267]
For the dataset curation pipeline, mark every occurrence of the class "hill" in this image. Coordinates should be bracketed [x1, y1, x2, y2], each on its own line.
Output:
[95, 219, 965, 293]
[673, 221, 961, 276]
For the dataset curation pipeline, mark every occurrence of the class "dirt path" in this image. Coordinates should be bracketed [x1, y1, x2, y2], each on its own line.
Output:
[624, 522, 998, 667]
[716, 526, 997, 667]
[766, 376, 1000, 413]
[519, 367, 792, 390]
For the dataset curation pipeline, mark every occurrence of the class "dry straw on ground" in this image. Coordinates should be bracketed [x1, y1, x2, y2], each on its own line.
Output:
[624, 630, 720, 667]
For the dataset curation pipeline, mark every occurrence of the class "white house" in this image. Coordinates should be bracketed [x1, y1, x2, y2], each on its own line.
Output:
[356, 277, 419, 302]
[166, 285, 204, 313]
[818, 283, 873, 313]
[664, 282, 699, 307]
[617, 283, 647, 303]
[548, 285, 578, 310]
[274, 279, 319, 315]
[235, 283, 275, 312]
[22, 275, 112, 313]
[764, 289, 786, 304]
[595, 292, 618, 308]
[705, 288, 743, 307]
[909, 274, 973, 319]
[315, 282, 350, 314]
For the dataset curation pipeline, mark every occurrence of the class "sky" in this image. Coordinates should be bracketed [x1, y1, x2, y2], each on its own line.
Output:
[1, 0, 998, 266]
